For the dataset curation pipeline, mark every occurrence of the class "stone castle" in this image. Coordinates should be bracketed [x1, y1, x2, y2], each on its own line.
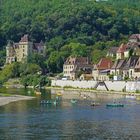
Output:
[6, 34, 46, 64]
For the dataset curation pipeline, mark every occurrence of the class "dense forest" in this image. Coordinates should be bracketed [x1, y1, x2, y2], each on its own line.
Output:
[0, 0, 140, 72]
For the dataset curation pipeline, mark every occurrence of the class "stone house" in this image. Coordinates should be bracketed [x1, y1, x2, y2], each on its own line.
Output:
[122, 56, 139, 80]
[134, 57, 140, 79]
[123, 34, 140, 59]
[6, 35, 46, 64]
[110, 59, 126, 76]
[92, 58, 113, 81]
[106, 47, 118, 58]
[116, 43, 128, 60]
[63, 56, 93, 80]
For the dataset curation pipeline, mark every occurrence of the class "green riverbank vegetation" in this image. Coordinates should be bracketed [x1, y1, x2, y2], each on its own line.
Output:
[0, 62, 51, 87]
[0, 0, 140, 84]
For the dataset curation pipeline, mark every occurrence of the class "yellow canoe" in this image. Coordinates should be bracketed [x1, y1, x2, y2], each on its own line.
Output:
[35, 91, 41, 95]
[56, 93, 62, 96]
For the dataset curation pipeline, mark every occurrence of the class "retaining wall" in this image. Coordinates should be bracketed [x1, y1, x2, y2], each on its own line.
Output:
[51, 80, 140, 92]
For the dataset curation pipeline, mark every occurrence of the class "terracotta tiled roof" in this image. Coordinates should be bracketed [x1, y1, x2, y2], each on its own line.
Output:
[117, 43, 127, 53]
[97, 58, 113, 70]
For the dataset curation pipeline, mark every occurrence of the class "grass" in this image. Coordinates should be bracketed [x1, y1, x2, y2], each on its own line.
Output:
[0, 93, 12, 97]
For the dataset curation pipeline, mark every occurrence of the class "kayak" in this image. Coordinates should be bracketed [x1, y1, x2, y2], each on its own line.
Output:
[91, 103, 100, 106]
[40, 100, 52, 104]
[71, 99, 77, 104]
[106, 104, 124, 107]
[57, 93, 62, 96]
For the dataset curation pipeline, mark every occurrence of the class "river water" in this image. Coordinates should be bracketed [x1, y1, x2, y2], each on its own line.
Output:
[0, 88, 140, 140]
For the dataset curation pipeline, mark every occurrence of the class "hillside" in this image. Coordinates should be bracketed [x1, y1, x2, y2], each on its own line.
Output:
[0, 0, 140, 71]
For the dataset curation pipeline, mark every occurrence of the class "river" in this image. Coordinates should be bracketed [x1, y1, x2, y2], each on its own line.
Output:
[0, 88, 140, 139]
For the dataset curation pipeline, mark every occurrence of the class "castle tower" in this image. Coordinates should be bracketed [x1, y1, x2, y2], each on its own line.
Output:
[6, 41, 16, 64]
[17, 34, 33, 62]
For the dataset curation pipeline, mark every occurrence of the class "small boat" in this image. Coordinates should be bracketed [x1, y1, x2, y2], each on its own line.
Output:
[126, 95, 136, 99]
[91, 102, 100, 106]
[71, 99, 77, 104]
[57, 93, 62, 96]
[40, 100, 52, 104]
[106, 103, 124, 107]
[53, 100, 58, 106]
[35, 91, 41, 95]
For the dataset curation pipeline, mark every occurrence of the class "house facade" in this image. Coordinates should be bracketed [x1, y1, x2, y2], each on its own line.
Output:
[63, 56, 93, 80]
[92, 58, 113, 81]
[110, 59, 126, 77]
[106, 47, 118, 58]
[6, 35, 46, 64]
[122, 56, 139, 80]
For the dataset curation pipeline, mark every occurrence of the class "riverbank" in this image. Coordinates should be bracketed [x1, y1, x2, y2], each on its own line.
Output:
[0, 95, 35, 106]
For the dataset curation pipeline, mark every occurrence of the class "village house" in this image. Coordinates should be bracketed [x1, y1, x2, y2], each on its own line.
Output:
[134, 57, 140, 79]
[116, 43, 128, 60]
[122, 56, 139, 80]
[106, 47, 118, 58]
[116, 34, 140, 60]
[92, 58, 113, 81]
[63, 56, 93, 80]
[111, 34, 140, 80]
[6, 34, 46, 64]
[110, 59, 126, 76]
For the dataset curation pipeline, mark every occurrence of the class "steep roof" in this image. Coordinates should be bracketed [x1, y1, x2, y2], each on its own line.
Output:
[129, 34, 140, 41]
[33, 41, 44, 50]
[111, 59, 126, 69]
[117, 43, 127, 53]
[123, 56, 139, 70]
[108, 47, 118, 54]
[135, 57, 140, 69]
[64, 56, 90, 65]
[20, 34, 29, 42]
[97, 58, 113, 70]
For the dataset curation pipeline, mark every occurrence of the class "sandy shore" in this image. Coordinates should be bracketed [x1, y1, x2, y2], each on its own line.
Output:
[0, 95, 35, 106]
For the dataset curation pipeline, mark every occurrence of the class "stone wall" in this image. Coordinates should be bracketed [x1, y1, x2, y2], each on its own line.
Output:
[51, 80, 140, 92]
[51, 80, 97, 89]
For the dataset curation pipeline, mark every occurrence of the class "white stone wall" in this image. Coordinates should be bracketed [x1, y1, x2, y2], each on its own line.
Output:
[126, 81, 140, 92]
[51, 80, 140, 92]
[105, 81, 126, 91]
[52, 80, 97, 89]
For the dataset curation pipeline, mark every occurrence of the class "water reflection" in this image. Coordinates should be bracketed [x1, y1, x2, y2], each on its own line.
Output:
[0, 88, 140, 139]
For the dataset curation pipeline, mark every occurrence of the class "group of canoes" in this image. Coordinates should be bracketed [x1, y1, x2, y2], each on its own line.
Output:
[71, 99, 124, 107]
[40, 92, 125, 107]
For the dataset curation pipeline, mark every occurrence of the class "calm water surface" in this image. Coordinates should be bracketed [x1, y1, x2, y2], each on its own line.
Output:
[0, 88, 140, 140]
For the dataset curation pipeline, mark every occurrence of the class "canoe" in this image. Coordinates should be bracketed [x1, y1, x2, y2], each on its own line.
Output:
[57, 93, 62, 96]
[71, 99, 77, 104]
[40, 100, 52, 104]
[35, 91, 41, 95]
[53, 100, 58, 105]
[91, 103, 100, 106]
[106, 104, 124, 107]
